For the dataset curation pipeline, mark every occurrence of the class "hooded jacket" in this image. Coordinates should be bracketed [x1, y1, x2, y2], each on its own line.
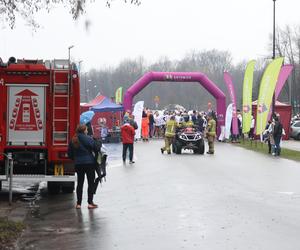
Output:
[121, 123, 135, 144]
[68, 133, 99, 166]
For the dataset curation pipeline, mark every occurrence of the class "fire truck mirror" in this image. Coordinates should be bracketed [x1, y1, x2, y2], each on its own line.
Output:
[8, 57, 16, 64]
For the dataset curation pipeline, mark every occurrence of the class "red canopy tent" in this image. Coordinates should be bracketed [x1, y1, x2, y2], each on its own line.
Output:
[80, 95, 123, 138]
[81, 95, 106, 109]
[252, 100, 292, 140]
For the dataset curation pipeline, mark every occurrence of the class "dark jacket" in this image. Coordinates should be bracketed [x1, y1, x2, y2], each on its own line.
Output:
[273, 121, 283, 138]
[196, 116, 205, 132]
[68, 133, 99, 166]
[149, 114, 155, 125]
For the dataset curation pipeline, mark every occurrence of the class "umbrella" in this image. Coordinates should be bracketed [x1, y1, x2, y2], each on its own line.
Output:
[80, 110, 95, 124]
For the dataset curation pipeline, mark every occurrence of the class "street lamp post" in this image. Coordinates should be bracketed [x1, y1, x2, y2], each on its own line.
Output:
[68, 45, 74, 88]
[68, 45, 74, 68]
[78, 60, 83, 74]
[78, 60, 84, 101]
[84, 72, 88, 102]
[78, 60, 83, 85]
[271, 0, 276, 118]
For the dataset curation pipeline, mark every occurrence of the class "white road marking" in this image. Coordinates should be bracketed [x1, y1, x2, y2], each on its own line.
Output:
[277, 192, 294, 195]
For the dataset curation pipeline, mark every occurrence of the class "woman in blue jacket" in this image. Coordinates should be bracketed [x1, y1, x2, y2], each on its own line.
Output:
[68, 124, 99, 209]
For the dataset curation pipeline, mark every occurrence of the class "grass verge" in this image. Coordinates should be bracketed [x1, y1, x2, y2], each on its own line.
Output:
[0, 217, 25, 249]
[234, 140, 300, 162]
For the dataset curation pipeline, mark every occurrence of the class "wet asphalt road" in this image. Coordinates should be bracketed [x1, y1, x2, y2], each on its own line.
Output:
[17, 140, 300, 250]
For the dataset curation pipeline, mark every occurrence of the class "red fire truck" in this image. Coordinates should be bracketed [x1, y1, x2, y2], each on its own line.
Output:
[0, 58, 80, 193]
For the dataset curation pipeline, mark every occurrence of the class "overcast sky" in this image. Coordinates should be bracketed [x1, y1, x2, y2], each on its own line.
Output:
[1, 0, 299, 71]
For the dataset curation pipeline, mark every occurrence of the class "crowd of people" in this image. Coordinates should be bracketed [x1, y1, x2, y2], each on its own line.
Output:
[121, 108, 217, 157]
[233, 110, 285, 156]
[123, 108, 216, 140]
[121, 107, 287, 157]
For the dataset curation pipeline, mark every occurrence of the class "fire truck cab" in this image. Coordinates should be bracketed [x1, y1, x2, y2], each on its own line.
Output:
[0, 57, 80, 193]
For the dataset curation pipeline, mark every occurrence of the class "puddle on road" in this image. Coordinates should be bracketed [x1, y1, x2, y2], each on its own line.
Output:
[1, 180, 40, 202]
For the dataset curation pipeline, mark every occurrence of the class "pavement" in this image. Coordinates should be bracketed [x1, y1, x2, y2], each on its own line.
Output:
[0, 201, 13, 218]
[0, 187, 20, 220]
[0, 200, 27, 222]
[281, 139, 300, 151]
[0, 180, 39, 222]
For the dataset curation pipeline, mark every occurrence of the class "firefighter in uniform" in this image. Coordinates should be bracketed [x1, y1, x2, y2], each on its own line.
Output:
[205, 113, 216, 154]
[182, 115, 194, 128]
[161, 115, 177, 154]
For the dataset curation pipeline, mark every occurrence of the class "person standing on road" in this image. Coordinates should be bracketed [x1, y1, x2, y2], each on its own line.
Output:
[196, 113, 205, 133]
[128, 114, 138, 130]
[121, 120, 136, 164]
[148, 110, 155, 138]
[68, 124, 99, 209]
[205, 113, 216, 154]
[161, 115, 177, 154]
[154, 111, 163, 138]
[263, 120, 274, 154]
[273, 116, 283, 156]
[141, 110, 149, 141]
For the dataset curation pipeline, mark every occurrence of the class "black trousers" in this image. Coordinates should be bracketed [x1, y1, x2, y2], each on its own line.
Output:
[267, 139, 271, 153]
[274, 136, 281, 156]
[75, 164, 95, 205]
[122, 143, 133, 161]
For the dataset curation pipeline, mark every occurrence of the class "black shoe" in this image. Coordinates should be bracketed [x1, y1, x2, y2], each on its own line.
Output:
[160, 148, 164, 154]
[167, 151, 171, 154]
[129, 161, 135, 164]
[206, 151, 214, 154]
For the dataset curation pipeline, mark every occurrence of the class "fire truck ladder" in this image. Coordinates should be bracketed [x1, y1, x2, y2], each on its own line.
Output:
[52, 60, 71, 146]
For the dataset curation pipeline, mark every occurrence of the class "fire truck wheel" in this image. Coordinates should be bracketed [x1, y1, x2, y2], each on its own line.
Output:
[61, 182, 75, 193]
[47, 182, 61, 194]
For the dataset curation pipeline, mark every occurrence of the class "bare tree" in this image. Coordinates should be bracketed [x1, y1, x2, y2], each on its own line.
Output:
[272, 25, 300, 110]
[0, 0, 141, 29]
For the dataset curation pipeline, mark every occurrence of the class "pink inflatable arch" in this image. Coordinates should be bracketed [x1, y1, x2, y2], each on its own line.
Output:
[123, 72, 226, 135]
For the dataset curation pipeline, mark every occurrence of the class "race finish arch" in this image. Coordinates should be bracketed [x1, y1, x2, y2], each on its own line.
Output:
[123, 72, 226, 135]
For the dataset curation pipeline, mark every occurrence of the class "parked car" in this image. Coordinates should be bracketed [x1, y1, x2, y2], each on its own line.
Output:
[290, 120, 300, 140]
